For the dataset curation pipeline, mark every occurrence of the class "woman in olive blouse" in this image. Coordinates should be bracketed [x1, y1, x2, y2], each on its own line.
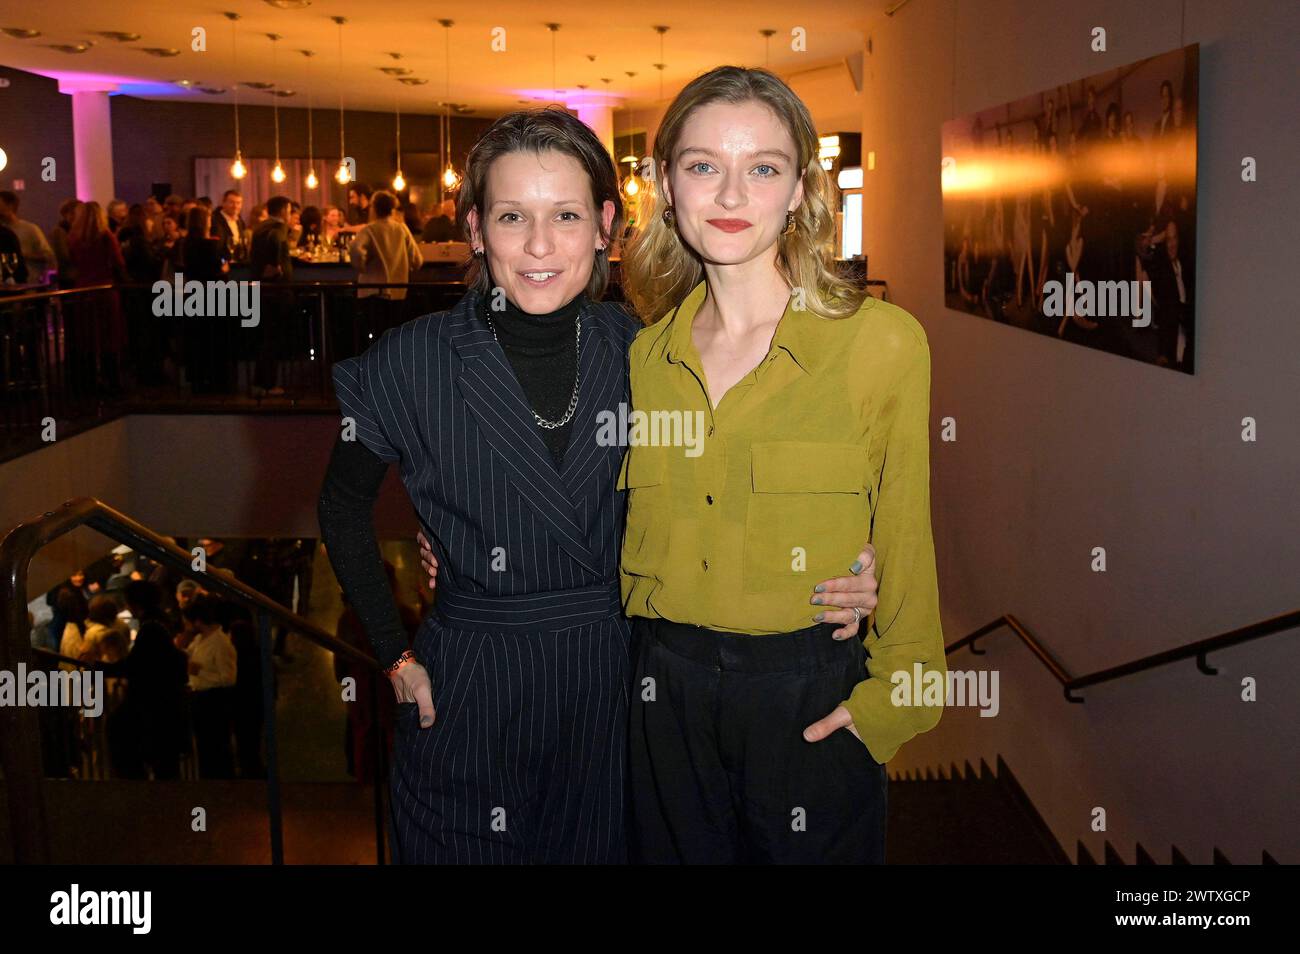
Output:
[616, 66, 946, 864]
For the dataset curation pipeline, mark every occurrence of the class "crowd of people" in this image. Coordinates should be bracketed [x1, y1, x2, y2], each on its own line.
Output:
[30, 538, 321, 781]
[28, 535, 423, 785]
[0, 183, 460, 396]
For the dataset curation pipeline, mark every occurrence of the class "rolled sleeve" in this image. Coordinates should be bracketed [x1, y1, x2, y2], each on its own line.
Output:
[331, 348, 403, 465]
[841, 337, 946, 764]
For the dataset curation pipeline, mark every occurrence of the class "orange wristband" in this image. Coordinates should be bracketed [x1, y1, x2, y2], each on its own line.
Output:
[384, 649, 415, 675]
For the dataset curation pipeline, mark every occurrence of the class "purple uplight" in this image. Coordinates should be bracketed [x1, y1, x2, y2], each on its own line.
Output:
[30, 68, 176, 95]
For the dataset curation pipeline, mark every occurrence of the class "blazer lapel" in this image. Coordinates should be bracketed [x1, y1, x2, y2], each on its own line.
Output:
[449, 290, 602, 574]
[560, 303, 626, 538]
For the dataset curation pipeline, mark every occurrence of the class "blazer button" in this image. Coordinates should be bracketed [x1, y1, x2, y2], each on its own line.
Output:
[701, 559, 709, 571]
[706, 494, 714, 505]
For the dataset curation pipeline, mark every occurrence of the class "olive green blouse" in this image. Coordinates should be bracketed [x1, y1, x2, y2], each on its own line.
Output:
[618, 279, 945, 763]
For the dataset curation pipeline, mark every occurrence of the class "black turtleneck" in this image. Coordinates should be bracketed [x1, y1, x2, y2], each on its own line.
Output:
[480, 290, 582, 468]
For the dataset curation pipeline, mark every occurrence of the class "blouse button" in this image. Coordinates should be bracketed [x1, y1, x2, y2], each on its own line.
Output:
[705, 494, 714, 505]
[701, 559, 709, 571]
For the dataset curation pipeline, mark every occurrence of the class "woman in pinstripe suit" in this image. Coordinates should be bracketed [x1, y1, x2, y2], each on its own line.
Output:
[327, 107, 881, 864]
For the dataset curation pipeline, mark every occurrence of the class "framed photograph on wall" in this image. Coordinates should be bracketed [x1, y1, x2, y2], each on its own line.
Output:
[942, 44, 1199, 373]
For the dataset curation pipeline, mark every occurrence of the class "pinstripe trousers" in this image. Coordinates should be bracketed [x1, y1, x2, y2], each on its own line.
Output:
[389, 602, 631, 864]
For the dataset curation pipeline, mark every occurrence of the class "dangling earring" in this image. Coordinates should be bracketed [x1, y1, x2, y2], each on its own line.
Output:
[473, 246, 484, 257]
[595, 244, 606, 258]
[662, 206, 675, 226]
[782, 210, 797, 235]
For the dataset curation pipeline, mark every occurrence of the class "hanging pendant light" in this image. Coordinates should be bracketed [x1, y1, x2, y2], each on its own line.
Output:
[389, 56, 405, 191]
[621, 71, 640, 166]
[653, 26, 670, 102]
[439, 19, 459, 192]
[268, 33, 286, 184]
[301, 48, 318, 189]
[225, 12, 246, 179]
[620, 104, 640, 196]
[333, 16, 352, 185]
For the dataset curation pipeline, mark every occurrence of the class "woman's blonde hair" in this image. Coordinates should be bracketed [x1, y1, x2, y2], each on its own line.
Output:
[622, 66, 865, 324]
[69, 200, 109, 249]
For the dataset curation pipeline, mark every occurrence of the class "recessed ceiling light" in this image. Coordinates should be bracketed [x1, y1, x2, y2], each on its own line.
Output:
[173, 79, 197, 87]
[1, 27, 41, 39]
[46, 43, 90, 54]
[96, 31, 141, 42]
[263, 0, 314, 8]
[398, 77, 428, 86]
[241, 81, 274, 90]
[140, 47, 181, 57]
[379, 67, 411, 76]
[197, 87, 227, 95]
[266, 88, 296, 97]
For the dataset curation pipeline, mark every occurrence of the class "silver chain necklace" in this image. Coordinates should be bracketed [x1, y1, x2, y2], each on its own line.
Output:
[483, 303, 582, 430]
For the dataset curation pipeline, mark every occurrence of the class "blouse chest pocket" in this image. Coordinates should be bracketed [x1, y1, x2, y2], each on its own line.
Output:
[617, 445, 671, 578]
[743, 440, 872, 593]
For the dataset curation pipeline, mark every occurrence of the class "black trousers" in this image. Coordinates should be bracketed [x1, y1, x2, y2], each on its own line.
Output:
[190, 688, 236, 780]
[629, 617, 887, 864]
[390, 617, 630, 864]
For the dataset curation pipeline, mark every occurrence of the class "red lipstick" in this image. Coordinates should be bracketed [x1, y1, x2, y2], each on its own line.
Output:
[706, 218, 753, 233]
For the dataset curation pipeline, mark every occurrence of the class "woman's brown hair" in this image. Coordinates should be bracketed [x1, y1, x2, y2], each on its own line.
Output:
[456, 106, 624, 300]
[184, 206, 211, 238]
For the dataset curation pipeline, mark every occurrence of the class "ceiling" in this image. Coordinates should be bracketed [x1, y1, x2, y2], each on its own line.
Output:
[1, 1, 879, 118]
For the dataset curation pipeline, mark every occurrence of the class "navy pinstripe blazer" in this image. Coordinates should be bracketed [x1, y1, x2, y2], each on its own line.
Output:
[331, 287, 640, 632]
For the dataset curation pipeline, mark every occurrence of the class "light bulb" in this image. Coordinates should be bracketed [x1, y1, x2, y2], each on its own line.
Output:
[231, 155, 247, 179]
[442, 165, 459, 189]
[335, 160, 352, 185]
[0, 147, 8, 173]
[392, 170, 406, 191]
[271, 162, 286, 183]
[305, 169, 319, 189]
[624, 177, 639, 196]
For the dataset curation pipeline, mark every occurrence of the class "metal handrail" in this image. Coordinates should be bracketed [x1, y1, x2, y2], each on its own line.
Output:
[0, 496, 389, 865]
[947, 609, 1299, 702]
[0, 283, 114, 305]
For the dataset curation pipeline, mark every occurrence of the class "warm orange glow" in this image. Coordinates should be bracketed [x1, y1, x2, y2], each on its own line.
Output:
[940, 139, 1196, 197]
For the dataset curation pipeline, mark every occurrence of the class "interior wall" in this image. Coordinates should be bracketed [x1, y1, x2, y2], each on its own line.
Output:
[858, 0, 1299, 861]
[0, 67, 77, 232]
[1, 414, 415, 604]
